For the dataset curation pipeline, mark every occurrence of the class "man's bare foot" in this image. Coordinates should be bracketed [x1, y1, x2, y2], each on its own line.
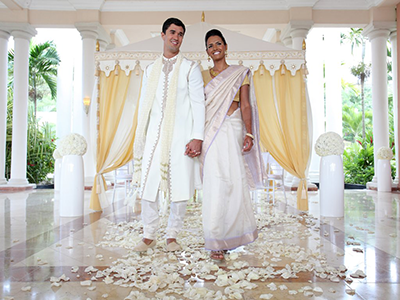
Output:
[166, 238, 177, 245]
[166, 238, 182, 251]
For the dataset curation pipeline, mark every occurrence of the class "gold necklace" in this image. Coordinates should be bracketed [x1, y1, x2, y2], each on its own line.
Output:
[210, 65, 229, 77]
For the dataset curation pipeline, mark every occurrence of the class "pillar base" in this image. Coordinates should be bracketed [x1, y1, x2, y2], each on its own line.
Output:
[0, 183, 36, 192]
[367, 180, 400, 191]
[8, 178, 29, 185]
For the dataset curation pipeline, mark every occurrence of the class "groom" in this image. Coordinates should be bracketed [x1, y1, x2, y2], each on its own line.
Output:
[133, 17, 205, 252]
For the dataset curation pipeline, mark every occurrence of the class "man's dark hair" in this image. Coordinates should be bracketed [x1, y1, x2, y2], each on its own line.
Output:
[162, 18, 186, 34]
[205, 29, 227, 47]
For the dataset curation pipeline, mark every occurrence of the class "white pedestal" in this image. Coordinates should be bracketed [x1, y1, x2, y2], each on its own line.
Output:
[319, 155, 344, 217]
[60, 155, 84, 217]
[377, 159, 392, 192]
[54, 158, 62, 192]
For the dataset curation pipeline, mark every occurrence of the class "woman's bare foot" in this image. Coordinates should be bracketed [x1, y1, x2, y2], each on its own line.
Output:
[210, 250, 225, 261]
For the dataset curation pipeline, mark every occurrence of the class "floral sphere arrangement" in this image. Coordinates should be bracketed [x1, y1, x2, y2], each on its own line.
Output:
[315, 132, 344, 157]
[58, 133, 87, 156]
[377, 146, 393, 160]
[53, 149, 62, 160]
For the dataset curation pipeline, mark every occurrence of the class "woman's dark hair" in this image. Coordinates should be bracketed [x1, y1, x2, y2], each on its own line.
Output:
[162, 18, 186, 34]
[205, 29, 227, 47]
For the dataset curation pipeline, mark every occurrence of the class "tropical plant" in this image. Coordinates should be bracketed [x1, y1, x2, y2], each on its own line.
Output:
[8, 41, 60, 119]
[343, 141, 374, 185]
[342, 105, 372, 142]
[5, 100, 56, 184]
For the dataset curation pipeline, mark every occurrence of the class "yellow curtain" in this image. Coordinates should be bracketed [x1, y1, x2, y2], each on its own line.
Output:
[254, 65, 310, 211]
[89, 66, 139, 211]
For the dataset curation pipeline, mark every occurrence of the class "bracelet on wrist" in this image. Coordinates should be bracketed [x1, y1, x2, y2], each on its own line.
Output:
[246, 133, 255, 140]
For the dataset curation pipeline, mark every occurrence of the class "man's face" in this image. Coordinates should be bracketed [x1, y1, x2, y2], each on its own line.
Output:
[161, 24, 184, 56]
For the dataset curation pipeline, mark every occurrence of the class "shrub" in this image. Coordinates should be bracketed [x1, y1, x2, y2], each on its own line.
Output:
[6, 102, 56, 184]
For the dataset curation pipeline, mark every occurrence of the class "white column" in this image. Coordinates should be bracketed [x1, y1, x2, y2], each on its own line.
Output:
[0, 31, 10, 185]
[306, 28, 325, 183]
[367, 29, 391, 186]
[325, 29, 342, 135]
[291, 28, 309, 50]
[55, 36, 74, 142]
[98, 39, 108, 51]
[390, 31, 399, 183]
[76, 25, 97, 186]
[282, 36, 292, 48]
[8, 27, 36, 186]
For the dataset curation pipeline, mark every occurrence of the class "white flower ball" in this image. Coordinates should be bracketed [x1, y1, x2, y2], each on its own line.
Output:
[52, 149, 62, 160]
[315, 132, 344, 157]
[377, 146, 393, 160]
[58, 133, 87, 156]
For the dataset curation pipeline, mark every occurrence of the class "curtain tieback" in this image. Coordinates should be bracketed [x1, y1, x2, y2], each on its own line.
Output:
[300, 178, 307, 199]
[96, 173, 103, 194]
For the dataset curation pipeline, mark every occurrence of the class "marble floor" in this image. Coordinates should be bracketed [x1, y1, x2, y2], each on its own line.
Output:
[0, 188, 399, 299]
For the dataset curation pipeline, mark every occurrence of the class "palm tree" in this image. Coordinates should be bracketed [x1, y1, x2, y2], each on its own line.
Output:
[341, 28, 371, 141]
[350, 62, 371, 140]
[8, 41, 60, 119]
[341, 28, 366, 62]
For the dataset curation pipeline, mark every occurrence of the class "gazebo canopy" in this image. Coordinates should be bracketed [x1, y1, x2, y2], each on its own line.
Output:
[95, 22, 305, 77]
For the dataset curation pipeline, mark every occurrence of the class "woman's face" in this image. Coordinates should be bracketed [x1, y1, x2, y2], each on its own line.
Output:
[206, 35, 227, 62]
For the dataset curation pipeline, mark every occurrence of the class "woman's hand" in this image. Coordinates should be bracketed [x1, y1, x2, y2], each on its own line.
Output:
[185, 139, 203, 158]
[243, 136, 253, 152]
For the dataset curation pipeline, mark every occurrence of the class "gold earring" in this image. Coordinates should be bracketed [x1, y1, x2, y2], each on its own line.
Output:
[225, 51, 228, 58]
[208, 56, 211, 62]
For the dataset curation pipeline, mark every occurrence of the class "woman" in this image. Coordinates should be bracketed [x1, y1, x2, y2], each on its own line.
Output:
[199, 29, 265, 260]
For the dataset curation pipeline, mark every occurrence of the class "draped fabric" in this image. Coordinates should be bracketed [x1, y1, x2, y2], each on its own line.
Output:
[200, 65, 265, 189]
[253, 65, 310, 211]
[89, 66, 142, 211]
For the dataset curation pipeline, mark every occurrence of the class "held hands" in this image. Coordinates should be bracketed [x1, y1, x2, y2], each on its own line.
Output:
[185, 139, 203, 158]
[243, 136, 254, 152]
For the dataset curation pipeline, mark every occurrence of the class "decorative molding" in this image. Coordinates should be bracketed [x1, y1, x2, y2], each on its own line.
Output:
[0, 22, 37, 37]
[95, 50, 305, 62]
[363, 21, 397, 40]
[95, 50, 305, 77]
[75, 22, 111, 44]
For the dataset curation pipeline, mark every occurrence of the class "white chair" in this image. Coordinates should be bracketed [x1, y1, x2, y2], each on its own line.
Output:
[112, 161, 134, 203]
[264, 153, 287, 204]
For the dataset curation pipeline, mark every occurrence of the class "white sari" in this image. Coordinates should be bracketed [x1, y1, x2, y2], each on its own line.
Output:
[200, 65, 265, 251]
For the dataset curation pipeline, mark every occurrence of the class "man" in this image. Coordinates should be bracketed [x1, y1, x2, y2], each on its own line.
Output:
[133, 18, 205, 252]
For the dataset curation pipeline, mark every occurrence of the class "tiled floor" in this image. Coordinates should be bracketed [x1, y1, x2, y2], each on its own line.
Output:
[0, 188, 399, 299]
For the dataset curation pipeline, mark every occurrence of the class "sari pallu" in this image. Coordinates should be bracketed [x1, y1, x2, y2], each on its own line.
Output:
[199, 65, 266, 251]
[199, 65, 265, 190]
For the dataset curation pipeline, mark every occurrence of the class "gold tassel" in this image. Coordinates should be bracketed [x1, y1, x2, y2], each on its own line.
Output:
[115, 60, 120, 76]
[134, 61, 141, 76]
[281, 65, 286, 75]
[259, 60, 264, 76]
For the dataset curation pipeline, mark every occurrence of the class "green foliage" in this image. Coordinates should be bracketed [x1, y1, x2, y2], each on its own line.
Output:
[8, 41, 60, 118]
[6, 40, 59, 184]
[343, 141, 375, 185]
[5, 101, 56, 184]
[342, 105, 372, 142]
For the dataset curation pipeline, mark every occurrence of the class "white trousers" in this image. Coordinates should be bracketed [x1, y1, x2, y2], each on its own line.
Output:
[141, 192, 188, 240]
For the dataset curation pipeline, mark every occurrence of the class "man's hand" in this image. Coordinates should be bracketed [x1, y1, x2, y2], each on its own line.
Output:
[185, 139, 203, 158]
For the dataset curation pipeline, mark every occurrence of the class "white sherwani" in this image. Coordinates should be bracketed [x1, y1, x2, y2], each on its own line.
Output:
[137, 55, 205, 202]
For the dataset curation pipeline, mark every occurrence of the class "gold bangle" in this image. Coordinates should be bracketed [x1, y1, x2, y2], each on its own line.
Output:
[246, 133, 255, 140]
